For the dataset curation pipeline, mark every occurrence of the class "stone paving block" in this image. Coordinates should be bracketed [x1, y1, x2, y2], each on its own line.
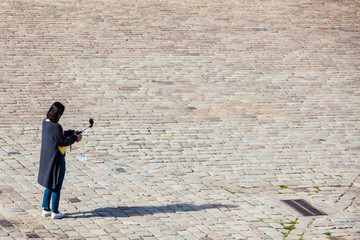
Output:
[0, 0, 359, 239]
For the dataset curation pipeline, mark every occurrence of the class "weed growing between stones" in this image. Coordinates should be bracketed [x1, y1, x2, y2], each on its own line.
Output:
[278, 218, 298, 239]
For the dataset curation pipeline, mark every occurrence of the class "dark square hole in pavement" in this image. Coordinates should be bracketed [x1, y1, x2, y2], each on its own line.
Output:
[281, 199, 327, 216]
[26, 233, 40, 238]
[0, 220, 13, 227]
[116, 168, 126, 173]
[69, 197, 81, 203]
[8, 152, 20, 155]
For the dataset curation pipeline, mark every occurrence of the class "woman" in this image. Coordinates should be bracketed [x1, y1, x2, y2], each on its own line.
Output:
[38, 102, 82, 219]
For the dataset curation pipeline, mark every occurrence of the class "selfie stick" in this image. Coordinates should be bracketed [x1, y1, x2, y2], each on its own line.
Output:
[81, 118, 94, 133]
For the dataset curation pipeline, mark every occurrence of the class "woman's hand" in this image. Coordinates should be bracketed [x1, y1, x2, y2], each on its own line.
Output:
[76, 134, 82, 143]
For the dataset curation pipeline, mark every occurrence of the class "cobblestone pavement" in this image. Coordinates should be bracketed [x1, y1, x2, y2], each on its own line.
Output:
[0, 0, 359, 239]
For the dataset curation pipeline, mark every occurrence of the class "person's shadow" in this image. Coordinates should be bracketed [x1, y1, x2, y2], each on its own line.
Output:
[66, 203, 238, 219]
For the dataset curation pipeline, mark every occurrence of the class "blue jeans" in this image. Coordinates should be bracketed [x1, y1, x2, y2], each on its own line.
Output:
[42, 153, 66, 212]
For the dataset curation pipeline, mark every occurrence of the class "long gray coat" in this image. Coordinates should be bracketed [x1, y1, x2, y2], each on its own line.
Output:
[38, 119, 77, 190]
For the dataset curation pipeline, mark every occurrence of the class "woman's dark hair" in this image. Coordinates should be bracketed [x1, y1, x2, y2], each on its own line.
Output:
[46, 102, 65, 123]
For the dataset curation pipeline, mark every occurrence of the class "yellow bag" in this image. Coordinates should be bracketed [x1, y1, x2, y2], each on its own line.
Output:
[58, 145, 66, 154]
